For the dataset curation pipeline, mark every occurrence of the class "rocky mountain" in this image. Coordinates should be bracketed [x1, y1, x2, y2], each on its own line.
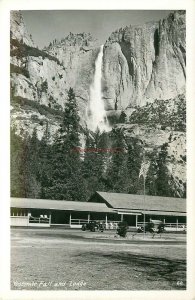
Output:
[10, 10, 186, 138]
[45, 33, 99, 100]
[102, 10, 185, 112]
[10, 11, 99, 139]
[10, 10, 34, 47]
[10, 10, 186, 197]
[115, 94, 186, 197]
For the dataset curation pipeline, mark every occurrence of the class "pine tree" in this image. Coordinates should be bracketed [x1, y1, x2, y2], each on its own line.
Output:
[126, 138, 143, 194]
[107, 128, 128, 192]
[46, 87, 86, 201]
[10, 129, 27, 197]
[82, 129, 110, 198]
[38, 123, 53, 199]
[145, 150, 158, 196]
[155, 143, 173, 196]
[10, 129, 39, 198]
[26, 128, 41, 198]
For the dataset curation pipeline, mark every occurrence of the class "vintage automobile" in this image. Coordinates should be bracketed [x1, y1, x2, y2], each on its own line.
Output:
[137, 220, 165, 234]
[81, 221, 106, 232]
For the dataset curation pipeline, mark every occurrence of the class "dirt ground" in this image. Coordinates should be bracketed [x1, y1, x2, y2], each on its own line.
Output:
[11, 228, 186, 290]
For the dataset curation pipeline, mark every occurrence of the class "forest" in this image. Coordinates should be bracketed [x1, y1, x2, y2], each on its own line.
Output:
[11, 88, 185, 201]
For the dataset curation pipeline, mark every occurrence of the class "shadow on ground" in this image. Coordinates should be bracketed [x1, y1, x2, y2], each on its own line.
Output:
[76, 251, 186, 289]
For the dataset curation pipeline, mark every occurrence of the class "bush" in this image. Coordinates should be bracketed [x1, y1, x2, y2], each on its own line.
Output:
[118, 111, 127, 123]
[41, 80, 48, 93]
[129, 94, 186, 131]
[11, 96, 63, 119]
[117, 221, 128, 237]
[10, 63, 30, 78]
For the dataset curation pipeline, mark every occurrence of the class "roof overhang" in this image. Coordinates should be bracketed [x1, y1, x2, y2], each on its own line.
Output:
[114, 210, 142, 215]
[113, 209, 186, 217]
[10, 198, 116, 214]
[141, 210, 186, 217]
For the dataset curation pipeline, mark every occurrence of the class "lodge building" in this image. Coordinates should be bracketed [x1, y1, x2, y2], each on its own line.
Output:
[10, 191, 186, 230]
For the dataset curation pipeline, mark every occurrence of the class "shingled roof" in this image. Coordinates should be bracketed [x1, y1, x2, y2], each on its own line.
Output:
[89, 192, 186, 214]
[11, 197, 115, 213]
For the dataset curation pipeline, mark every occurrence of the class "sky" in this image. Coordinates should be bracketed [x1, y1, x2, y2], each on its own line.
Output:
[22, 10, 173, 49]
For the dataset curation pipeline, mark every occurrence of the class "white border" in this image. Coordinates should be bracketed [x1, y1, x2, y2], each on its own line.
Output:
[0, 0, 195, 300]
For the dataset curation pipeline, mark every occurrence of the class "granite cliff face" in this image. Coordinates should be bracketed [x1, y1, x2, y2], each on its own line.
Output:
[45, 33, 99, 102]
[10, 11, 99, 138]
[10, 10, 186, 137]
[10, 10, 34, 47]
[102, 11, 186, 111]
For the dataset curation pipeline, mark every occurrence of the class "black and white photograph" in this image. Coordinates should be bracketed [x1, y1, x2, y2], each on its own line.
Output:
[9, 8, 187, 291]
[1, 1, 195, 299]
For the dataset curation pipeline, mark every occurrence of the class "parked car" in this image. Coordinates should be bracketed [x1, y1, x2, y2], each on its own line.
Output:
[137, 220, 165, 234]
[82, 221, 106, 232]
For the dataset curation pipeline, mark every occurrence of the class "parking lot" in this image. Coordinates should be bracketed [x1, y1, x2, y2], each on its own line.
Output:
[11, 227, 186, 290]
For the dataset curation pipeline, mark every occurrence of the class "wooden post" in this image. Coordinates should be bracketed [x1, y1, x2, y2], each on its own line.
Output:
[49, 214, 51, 226]
[176, 218, 178, 231]
[136, 215, 138, 228]
[105, 214, 108, 225]
[69, 213, 71, 225]
[163, 218, 165, 224]
[88, 213, 90, 223]
[121, 214, 123, 222]
[143, 167, 146, 239]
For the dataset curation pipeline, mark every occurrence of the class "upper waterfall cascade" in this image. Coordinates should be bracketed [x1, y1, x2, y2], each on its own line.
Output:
[87, 45, 110, 132]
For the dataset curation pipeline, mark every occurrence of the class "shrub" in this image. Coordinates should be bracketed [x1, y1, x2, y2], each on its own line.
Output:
[10, 63, 30, 78]
[11, 96, 63, 119]
[41, 80, 48, 93]
[117, 221, 128, 237]
[49, 95, 54, 101]
[118, 110, 127, 123]
[129, 94, 186, 131]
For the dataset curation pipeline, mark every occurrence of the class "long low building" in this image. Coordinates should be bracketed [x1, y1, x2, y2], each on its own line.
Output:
[10, 192, 186, 229]
[10, 197, 117, 227]
[88, 192, 186, 228]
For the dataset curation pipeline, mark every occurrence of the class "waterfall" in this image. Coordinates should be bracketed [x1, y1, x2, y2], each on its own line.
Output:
[87, 45, 110, 132]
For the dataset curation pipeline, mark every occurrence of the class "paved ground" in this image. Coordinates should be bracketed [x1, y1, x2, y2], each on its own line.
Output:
[11, 228, 186, 290]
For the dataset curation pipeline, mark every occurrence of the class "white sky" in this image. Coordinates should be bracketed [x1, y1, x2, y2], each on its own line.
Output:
[22, 10, 173, 48]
